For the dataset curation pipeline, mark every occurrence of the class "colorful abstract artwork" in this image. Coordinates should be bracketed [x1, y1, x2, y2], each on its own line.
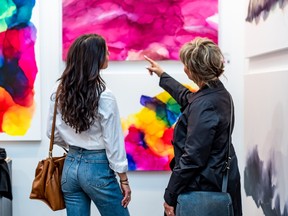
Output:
[103, 72, 198, 171]
[62, 0, 218, 61]
[123, 87, 199, 171]
[123, 91, 180, 170]
[0, 0, 40, 140]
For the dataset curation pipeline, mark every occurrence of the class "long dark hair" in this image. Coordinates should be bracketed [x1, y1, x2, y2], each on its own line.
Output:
[58, 34, 107, 133]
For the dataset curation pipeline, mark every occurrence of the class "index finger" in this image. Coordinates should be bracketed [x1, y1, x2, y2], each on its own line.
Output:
[144, 55, 155, 64]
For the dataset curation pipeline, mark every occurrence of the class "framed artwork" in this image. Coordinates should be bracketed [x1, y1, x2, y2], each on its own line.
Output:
[0, 0, 41, 140]
[102, 71, 198, 171]
[62, 0, 218, 61]
[244, 71, 288, 215]
[245, 0, 288, 57]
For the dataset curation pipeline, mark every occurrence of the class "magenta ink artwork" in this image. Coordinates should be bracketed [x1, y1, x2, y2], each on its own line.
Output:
[62, 0, 218, 61]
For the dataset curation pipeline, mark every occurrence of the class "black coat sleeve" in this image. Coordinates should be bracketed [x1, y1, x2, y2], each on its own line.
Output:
[159, 72, 192, 108]
[164, 100, 219, 206]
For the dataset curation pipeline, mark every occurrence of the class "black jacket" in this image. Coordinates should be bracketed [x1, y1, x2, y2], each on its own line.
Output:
[160, 73, 242, 216]
[0, 148, 12, 200]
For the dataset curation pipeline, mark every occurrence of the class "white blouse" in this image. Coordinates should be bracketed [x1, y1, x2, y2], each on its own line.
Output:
[46, 85, 128, 173]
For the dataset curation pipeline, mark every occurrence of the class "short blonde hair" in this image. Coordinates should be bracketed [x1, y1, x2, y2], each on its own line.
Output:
[179, 37, 224, 86]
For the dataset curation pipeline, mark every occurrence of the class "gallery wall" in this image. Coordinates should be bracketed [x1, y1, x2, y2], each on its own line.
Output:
[0, 0, 246, 216]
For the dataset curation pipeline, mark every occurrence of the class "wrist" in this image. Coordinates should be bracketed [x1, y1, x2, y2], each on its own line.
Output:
[120, 178, 129, 185]
[158, 71, 165, 77]
[120, 178, 128, 182]
[157, 71, 164, 77]
[120, 181, 129, 185]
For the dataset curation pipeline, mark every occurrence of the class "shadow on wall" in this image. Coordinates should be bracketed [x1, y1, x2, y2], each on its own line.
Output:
[244, 146, 288, 216]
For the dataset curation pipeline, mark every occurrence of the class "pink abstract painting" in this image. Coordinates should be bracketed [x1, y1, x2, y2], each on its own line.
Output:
[62, 0, 218, 61]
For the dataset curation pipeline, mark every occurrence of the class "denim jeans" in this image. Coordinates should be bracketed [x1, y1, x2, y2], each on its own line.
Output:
[61, 146, 130, 216]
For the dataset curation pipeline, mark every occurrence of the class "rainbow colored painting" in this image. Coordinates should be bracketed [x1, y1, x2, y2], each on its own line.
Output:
[122, 86, 198, 171]
[62, 0, 218, 61]
[0, 0, 38, 137]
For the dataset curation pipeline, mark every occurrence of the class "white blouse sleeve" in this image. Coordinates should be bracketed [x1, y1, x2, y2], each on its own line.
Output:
[98, 90, 128, 173]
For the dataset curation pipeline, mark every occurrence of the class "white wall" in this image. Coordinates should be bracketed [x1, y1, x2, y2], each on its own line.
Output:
[0, 0, 246, 215]
[219, 0, 246, 213]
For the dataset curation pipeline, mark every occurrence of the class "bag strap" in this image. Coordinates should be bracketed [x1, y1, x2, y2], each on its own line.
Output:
[48, 87, 60, 158]
[221, 93, 234, 193]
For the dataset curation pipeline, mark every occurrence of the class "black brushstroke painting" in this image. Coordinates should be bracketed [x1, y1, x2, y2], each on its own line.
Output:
[246, 0, 288, 23]
[244, 146, 288, 215]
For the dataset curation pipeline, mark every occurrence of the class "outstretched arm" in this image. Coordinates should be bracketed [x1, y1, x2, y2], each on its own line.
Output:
[144, 56, 193, 108]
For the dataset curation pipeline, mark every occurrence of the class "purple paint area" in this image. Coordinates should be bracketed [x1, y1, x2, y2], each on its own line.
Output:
[0, 24, 37, 107]
[62, 0, 218, 61]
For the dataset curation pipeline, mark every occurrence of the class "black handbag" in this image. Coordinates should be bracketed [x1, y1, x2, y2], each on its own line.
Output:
[176, 94, 234, 216]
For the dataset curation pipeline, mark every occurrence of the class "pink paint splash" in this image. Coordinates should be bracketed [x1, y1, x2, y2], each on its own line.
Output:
[63, 0, 218, 61]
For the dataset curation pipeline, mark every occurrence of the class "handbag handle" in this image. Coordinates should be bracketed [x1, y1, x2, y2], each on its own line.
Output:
[49, 87, 60, 158]
[221, 93, 234, 193]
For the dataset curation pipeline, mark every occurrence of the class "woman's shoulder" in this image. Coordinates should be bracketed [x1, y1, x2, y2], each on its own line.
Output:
[189, 93, 215, 108]
[100, 88, 116, 101]
[98, 88, 119, 114]
[49, 82, 60, 101]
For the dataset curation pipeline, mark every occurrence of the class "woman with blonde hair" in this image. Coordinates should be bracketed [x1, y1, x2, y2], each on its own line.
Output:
[145, 37, 242, 216]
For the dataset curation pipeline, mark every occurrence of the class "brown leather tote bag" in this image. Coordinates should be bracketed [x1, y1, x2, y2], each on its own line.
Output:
[30, 89, 66, 211]
[30, 155, 66, 210]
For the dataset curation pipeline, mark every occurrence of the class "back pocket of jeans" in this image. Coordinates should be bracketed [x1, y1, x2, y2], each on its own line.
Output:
[61, 156, 74, 186]
[85, 159, 114, 188]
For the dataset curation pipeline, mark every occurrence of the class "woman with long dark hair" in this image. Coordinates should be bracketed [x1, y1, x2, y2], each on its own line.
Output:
[47, 34, 131, 216]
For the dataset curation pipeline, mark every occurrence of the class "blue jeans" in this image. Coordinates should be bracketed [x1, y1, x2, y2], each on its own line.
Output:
[61, 146, 130, 216]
